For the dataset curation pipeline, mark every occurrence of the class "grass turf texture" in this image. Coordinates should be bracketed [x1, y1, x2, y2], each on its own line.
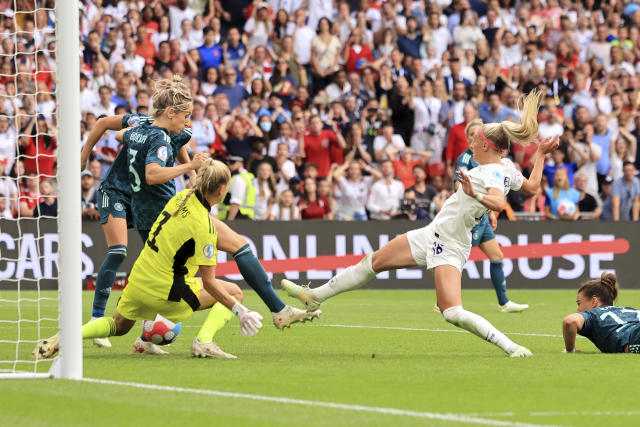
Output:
[1, 289, 639, 427]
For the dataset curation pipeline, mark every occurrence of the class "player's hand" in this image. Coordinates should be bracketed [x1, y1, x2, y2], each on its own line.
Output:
[190, 152, 209, 170]
[537, 135, 559, 156]
[489, 213, 498, 230]
[456, 168, 476, 198]
[232, 303, 263, 337]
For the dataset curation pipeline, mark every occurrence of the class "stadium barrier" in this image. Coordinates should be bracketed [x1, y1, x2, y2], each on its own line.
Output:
[0, 219, 637, 290]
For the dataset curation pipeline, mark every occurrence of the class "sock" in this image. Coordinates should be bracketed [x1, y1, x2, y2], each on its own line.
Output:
[92, 245, 127, 318]
[442, 306, 518, 354]
[196, 303, 234, 343]
[233, 244, 285, 313]
[490, 260, 509, 306]
[314, 254, 376, 302]
[82, 317, 116, 339]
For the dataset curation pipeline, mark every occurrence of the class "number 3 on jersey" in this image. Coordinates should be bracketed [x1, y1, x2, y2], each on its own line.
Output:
[128, 148, 141, 192]
[433, 242, 443, 255]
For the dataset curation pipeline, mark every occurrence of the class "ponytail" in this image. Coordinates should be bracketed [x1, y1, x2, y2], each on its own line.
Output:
[481, 89, 542, 151]
[578, 273, 619, 306]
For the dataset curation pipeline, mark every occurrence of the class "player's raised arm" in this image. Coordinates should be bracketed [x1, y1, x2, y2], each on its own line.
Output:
[80, 114, 127, 170]
[518, 135, 559, 197]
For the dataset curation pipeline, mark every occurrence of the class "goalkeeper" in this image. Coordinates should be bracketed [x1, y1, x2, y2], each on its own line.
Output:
[34, 159, 264, 359]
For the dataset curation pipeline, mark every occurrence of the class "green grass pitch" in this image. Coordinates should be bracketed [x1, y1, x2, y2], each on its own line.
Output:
[1, 288, 639, 427]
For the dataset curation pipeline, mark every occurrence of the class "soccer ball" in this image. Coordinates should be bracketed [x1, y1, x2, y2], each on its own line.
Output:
[557, 199, 576, 216]
[142, 315, 182, 346]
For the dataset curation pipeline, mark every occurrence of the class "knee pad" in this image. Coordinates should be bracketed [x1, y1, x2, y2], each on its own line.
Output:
[442, 305, 464, 327]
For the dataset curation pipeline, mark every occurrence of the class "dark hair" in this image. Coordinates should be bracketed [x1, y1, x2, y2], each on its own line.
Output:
[203, 26, 214, 35]
[316, 17, 331, 34]
[578, 273, 618, 306]
[623, 161, 635, 169]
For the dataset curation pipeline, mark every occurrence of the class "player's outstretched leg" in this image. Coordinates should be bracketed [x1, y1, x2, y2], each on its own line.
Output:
[480, 240, 529, 313]
[435, 265, 532, 357]
[33, 312, 136, 360]
[282, 253, 375, 310]
[282, 234, 417, 311]
[214, 218, 322, 328]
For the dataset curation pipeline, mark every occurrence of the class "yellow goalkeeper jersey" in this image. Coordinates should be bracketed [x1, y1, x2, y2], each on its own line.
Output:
[127, 189, 218, 310]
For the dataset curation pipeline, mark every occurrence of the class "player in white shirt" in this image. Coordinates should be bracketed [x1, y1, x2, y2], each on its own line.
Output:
[283, 91, 559, 357]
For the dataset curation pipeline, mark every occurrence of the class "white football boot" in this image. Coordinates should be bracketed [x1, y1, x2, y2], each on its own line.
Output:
[132, 337, 169, 355]
[280, 279, 322, 311]
[508, 345, 534, 358]
[93, 337, 112, 348]
[272, 305, 322, 330]
[191, 338, 237, 359]
[32, 334, 60, 360]
[498, 301, 529, 313]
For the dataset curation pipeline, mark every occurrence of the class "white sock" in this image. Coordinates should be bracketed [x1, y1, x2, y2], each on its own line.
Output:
[313, 254, 376, 301]
[442, 306, 518, 354]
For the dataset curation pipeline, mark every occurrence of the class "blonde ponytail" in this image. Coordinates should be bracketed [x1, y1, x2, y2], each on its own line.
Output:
[481, 89, 542, 151]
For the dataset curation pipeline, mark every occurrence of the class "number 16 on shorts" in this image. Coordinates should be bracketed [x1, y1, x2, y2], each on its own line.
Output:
[433, 242, 443, 255]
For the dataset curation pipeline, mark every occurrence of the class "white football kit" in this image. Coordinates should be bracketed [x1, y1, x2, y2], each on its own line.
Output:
[407, 159, 524, 272]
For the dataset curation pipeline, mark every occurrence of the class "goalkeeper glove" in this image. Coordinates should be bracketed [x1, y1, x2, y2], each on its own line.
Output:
[232, 303, 263, 337]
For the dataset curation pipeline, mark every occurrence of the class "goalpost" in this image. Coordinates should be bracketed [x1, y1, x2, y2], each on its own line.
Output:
[0, 1, 81, 379]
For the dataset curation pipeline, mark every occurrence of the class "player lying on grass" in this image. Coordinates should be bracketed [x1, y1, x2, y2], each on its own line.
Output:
[283, 90, 559, 357]
[562, 273, 640, 354]
[33, 159, 264, 359]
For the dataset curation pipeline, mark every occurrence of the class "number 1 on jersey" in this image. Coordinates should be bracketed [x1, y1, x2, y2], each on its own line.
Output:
[147, 211, 171, 252]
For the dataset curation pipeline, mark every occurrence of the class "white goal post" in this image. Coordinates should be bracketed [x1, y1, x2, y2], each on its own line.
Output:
[0, 1, 82, 380]
[55, 0, 83, 380]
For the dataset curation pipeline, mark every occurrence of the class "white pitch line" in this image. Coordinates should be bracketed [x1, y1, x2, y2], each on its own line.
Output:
[317, 324, 575, 339]
[463, 411, 640, 418]
[79, 377, 554, 427]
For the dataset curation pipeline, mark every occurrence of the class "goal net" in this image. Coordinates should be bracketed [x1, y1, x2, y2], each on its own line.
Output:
[0, 0, 81, 379]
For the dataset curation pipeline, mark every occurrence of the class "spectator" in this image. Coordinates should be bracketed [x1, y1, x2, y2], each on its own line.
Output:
[298, 176, 332, 219]
[19, 115, 56, 178]
[543, 148, 577, 189]
[373, 120, 405, 163]
[214, 66, 248, 110]
[274, 142, 299, 193]
[479, 92, 514, 124]
[310, 17, 341, 92]
[292, 8, 315, 67]
[253, 162, 278, 221]
[389, 148, 430, 189]
[568, 125, 601, 196]
[574, 173, 601, 221]
[32, 178, 57, 218]
[218, 155, 256, 220]
[545, 168, 580, 221]
[169, 0, 196, 40]
[18, 171, 39, 217]
[397, 17, 421, 59]
[223, 27, 247, 71]
[333, 159, 381, 220]
[191, 100, 216, 153]
[610, 162, 640, 221]
[592, 114, 614, 187]
[366, 159, 404, 220]
[343, 122, 373, 164]
[81, 170, 99, 220]
[268, 121, 299, 158]
[388, 76, 415, 145]
[0, 115, 17, 173]
[303, 115, 346, 178]
[445, 103, 475, 179]
[197, 27, 223, 72]
[269, 188, 300, 220]
[343, 28, 374, 74]
[609, 128, 637, 181]
[244, 2, 273, 49]
[92, 86, 117, 117]
[439, 81, 468, 130]
[0, 157, 18, 216]
[406, 164, 438, 220]
[223, 116, 263, 161]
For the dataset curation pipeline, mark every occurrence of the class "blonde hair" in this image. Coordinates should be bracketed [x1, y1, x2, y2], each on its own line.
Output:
[481, 89, 542, 151]
[151, 75, 193, 118]
[552, 168, 569, 200]
[465, 118, 483, 140]
[173, 158, 231, 216]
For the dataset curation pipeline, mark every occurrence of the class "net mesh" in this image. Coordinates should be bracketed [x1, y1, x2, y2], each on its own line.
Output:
[0, 1, 59, 376]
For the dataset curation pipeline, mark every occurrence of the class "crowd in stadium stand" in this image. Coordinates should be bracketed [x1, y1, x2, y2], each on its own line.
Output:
[1, 0, 640, 221]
